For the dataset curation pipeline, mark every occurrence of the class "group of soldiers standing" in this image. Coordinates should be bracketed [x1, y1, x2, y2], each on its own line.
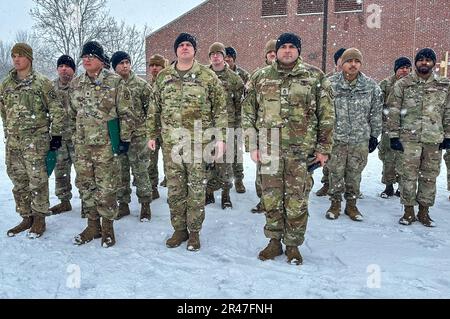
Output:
[1, 30, 449, 265]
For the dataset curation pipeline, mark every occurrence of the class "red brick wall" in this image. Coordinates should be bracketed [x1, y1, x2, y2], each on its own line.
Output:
[146, 0, 450, 81]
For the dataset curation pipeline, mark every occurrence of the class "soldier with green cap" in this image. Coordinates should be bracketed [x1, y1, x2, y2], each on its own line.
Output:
[1, 42, 65, 238]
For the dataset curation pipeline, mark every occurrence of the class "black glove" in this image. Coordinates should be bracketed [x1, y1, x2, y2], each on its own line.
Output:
[118, 141, 130, 154]
[49, 136, 62, 151]
[439, 138, 450, 150]
[368, 136, 379, 153]
[390, 138, 404, 152]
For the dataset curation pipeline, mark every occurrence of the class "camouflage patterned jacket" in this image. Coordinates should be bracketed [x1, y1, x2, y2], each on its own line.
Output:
[328, 71, 382, 144]
[209, 64, 244, 128]
[53, 79, 72, 141]
[231, 65, 250, 85]
[122, 71, 152, 138]
[242, 58, 335, 157]
[379, 74, 397, 134]
[0, 69, 65, 138]
[386, 71, 450, 144]
[147, 60, 228, 146]
[68, 69, 134, 146]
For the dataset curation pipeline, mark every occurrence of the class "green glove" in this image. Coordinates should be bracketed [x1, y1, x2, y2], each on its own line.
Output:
[46, 150, 57, 176]
[107, 118, 121, 155]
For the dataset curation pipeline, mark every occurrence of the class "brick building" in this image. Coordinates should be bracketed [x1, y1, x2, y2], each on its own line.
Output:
[146, 0, 450, 81]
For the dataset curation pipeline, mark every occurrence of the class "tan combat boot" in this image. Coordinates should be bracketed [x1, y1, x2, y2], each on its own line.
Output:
[49, 200, 72, 214]
[234, 179, 246, 193]
[7, 216, 33, 237]
[325, 200, 341, 220]
[258, 238, 283, 261]
[166, 229, 189, 248]
[152, 187, 160, 200]
[116, 203, 130, 219]
[285, 246, 303, 265]
[251, 201, 264, 214]
[28, 215, 46, 238]
[140, 202, 151, 222]
[187, 231, 201, 251]
[221, 189, 232, 209]
[316, 183, 329, 197]
[101, 218, 116, 247]
[205, 189, 215, 205]
[344, 199, 363, 221]
[417, 205, 435, 227]
[398, 205, 416, 225]
[73, 218, 102, 245]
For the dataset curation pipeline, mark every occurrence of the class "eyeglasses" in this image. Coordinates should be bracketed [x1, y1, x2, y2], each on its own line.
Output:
[81, 54, 98, 61]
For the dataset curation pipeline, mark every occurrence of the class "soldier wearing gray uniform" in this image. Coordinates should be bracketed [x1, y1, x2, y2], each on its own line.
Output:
[69, 41, 134, 247]
[326, 48, 383, 222]
[111, 51, 153, 222]
[1, 43, 64, 238]
[387, 48, 450, 227]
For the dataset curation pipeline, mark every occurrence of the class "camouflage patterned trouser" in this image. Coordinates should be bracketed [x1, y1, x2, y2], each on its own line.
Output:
[328, 142, 369, 201]
[260, 156, 312, 247]
[74, 143, 119, 220]
[164, 148, 206, 232]
[399, 142, 442, 207]
[255, 162, 262, 198]
[54, 139, 75, 201]
[6, 133, 50, 217]
[148, 137, 161, 188]
[320, 165, 329, 184]
[207, 162, 233, 191]
[444, 150, 450, 191]
[117, 135, 152, 204]
[233, 136, 244, 180]
[378, 133, 400, 185]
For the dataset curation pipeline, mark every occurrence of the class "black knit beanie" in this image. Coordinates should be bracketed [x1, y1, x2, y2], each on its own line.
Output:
[80, 41, 105, 62]
[174, 33, 197, 55]
[394, 57, 412, 73]
[57, 55, 76, 72]
[415, 48, 437, 64]
[225, 47, 237, 60]
[276, 33, 302, 55]
[111, 51, 131, 70]
[333, 48, 346, 65]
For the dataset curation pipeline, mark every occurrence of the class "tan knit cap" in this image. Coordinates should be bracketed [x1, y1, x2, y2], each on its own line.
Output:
[209, 42, 226, 56]
[149, 54, 166, 68]
[341, 48, 363, 64]
[265, 39, 276, 55]
[11, 43, 33, 62]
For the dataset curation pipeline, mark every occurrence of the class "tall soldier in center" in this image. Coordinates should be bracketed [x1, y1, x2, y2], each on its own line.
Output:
[242, 33, 334, 265]
[147, 33, 228, 251]
[69, 41, 134, 247]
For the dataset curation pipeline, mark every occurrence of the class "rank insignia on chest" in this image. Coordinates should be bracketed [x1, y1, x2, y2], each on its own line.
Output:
[95, 86, 101, 91]
[124, 91, 130, 100]
[281, 88, 289, 96]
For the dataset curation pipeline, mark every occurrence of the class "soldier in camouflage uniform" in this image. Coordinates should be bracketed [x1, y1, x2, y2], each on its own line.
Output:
[249, 39, 277, 214]
[69, 41, 134, 247]
[386, 48, 450, 227]
[242, 33, 334, 265]
[317, 47, 346, 197]
[206, 42, 244, 209]
[148, 54, 168, 192]
[0, 43, 65, 238]
[326, 48, 382, 222]
[224, 46, 250, 86]
[111, 51, 153, 222]
[378, 57, 412, 198]
[147, 33, 228, 251]
[49, 55, 77, 215]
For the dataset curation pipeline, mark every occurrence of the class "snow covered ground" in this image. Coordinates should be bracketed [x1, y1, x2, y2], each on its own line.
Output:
[1, 123, 450, 299]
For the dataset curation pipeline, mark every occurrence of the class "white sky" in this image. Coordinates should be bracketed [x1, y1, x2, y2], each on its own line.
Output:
[0, 0, 205, 42]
